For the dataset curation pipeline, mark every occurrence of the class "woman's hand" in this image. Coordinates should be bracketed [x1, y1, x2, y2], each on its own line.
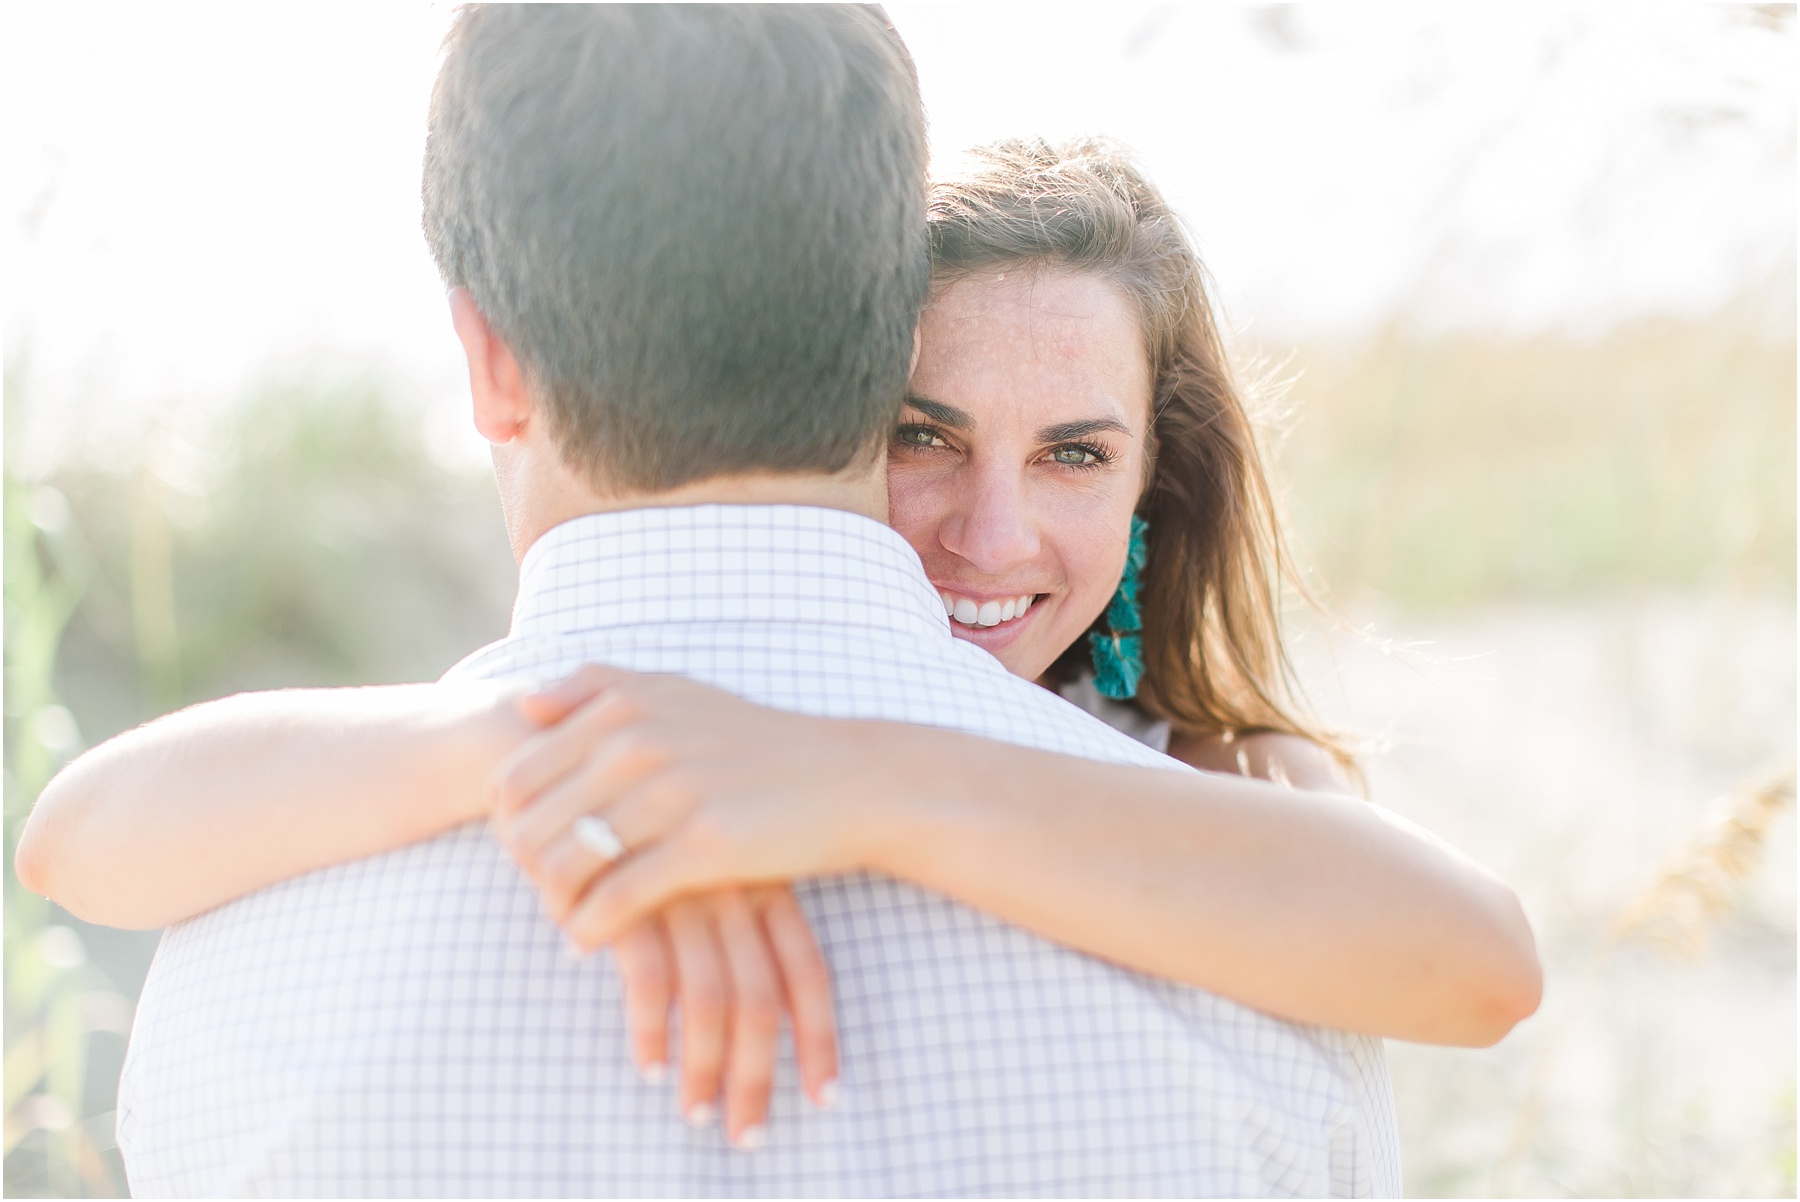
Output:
[493, 666, 886, 948]
[606, 886, 837, 1148]
[494, 662, 1538, 1052]
[492, 666, 851, 1147]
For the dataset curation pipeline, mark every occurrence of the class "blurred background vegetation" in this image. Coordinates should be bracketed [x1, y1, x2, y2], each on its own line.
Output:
[4, 290, 1791, 1194]
[1276, 295, 1795, 607]
[1265, 298, 1795, 1196]
[3, 368, 516, 1195]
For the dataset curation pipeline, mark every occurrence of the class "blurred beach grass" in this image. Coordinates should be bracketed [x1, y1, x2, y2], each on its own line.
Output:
[3, 297, 1794, 1195]
[1269, 297, 1795, 610]
[1265, 300, 1795, 1196]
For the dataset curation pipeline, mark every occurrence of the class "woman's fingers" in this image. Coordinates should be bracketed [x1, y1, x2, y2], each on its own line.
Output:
[715, 889, 780, 1150]
[497, 732, 666, 867]
[516, 663, 633, 727]
[664, 898, 728, 1130]
[522, 837, 605, 924]
[563, 833, 715, 952]
[756, 886, 837, 1108]
[611, 916, 674, 1084]
[600, 887, 836, 1150]
[514, 775, 698, 923]
[491, 691, 645, 817]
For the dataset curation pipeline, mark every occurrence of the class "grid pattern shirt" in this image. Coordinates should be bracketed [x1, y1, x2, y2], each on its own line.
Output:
[118, 505, 1400, 1198]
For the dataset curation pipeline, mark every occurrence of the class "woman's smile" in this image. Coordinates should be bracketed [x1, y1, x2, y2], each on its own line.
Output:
[936, 587, 1044, 649]
[938, 589, 1038, 627]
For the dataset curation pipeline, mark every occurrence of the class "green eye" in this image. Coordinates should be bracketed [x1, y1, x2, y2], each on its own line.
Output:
[1052, 445, 1098, 466]
[896, 425, 942, 447]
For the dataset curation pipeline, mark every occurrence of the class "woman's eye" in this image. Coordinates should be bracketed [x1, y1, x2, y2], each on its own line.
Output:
[1051, 445, 1100, 466]
[896, 425, 944, 448]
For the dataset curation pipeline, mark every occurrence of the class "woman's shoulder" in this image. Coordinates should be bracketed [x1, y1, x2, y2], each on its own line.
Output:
[1164, 728, 1349, 793]
[1054, 671, 1172, 753]
[1052, 671, 1351, 792]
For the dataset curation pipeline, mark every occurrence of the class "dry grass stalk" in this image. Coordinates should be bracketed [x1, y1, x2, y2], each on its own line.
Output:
[1490, 765, 1795, 1193]
[1609, 767, 1796, 959]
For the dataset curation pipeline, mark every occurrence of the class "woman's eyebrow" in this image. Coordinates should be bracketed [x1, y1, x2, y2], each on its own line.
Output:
[903, 394, 974, 429]
[1038, 417, 1132, 442]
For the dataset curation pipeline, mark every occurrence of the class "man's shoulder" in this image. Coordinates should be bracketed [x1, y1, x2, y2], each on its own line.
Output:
[445, 623, 1189, 773]
[922, 636, 1191, 769]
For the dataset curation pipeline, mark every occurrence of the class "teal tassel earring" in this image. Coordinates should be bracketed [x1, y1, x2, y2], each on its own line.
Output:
[1090, 514, 1148, 699]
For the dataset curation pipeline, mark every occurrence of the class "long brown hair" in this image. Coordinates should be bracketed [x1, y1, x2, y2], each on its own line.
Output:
[927, 138, 1348, 767]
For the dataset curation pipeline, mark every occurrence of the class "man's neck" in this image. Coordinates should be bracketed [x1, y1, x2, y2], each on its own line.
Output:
[495, 445, 889, 565]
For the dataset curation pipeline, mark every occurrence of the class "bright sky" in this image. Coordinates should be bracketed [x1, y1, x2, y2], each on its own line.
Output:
[4, 3, 1793, 464]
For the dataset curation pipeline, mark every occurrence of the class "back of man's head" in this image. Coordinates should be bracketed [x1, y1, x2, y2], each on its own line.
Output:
[424, 4, 928, 493]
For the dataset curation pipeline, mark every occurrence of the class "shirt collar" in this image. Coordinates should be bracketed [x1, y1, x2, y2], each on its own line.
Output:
[510, 504, 951, 644]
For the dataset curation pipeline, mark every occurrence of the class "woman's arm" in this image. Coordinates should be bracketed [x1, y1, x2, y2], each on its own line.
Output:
[871, 727, 1542, 1047]
[15, 679, 842, 1144]
[505, 667, 1543, 1048]
[14, 683, 529, 929]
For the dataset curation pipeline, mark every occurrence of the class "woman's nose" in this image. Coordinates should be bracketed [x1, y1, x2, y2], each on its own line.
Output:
[938, 468, 1040, 575]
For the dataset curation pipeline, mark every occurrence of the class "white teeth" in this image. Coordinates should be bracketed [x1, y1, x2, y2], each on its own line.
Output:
[942, 592, 1039, 628]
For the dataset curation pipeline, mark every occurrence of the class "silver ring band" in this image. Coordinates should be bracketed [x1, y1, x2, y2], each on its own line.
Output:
[571, 815, 626, 863]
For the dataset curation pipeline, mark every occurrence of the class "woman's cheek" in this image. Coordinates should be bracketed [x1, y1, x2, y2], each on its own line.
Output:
[884, 463, 953, 558]
[1041, 494, 1133, 622]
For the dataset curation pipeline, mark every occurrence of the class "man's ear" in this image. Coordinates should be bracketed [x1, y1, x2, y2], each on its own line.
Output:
[449, 288, 532, 444]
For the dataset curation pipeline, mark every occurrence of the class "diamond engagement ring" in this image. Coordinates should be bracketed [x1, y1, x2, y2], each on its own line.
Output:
[571, 815, 626, 862]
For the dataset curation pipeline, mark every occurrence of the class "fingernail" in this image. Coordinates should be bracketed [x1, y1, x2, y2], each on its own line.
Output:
[639, 1061, 667, 1085]
[815, 1079, 839, 1108]
[732, 1124, 766, 1152]
[683, 1102, 717, 1129]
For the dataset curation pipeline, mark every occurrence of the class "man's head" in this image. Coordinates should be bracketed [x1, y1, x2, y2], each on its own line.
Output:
[424, 4, 928, 505]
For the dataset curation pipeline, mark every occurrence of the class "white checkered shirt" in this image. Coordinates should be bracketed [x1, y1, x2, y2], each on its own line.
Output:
[118, 505, 1400, 1197]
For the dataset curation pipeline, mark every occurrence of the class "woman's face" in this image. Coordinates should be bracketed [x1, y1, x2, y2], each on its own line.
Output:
[888, 266, 1153, 682]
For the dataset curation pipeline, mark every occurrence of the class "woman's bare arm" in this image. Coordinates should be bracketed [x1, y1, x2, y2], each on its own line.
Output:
[14, 683, 529, 929]
[503, 668, 1544, 1049]
[870, 725, 1542, 1047]
[14, 679, 842, 1142]
[13, 674, 845, 1148]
